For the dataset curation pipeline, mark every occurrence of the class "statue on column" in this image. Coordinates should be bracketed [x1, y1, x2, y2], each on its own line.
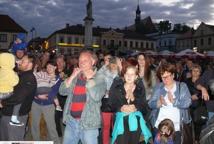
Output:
[86, 0, 92, 19]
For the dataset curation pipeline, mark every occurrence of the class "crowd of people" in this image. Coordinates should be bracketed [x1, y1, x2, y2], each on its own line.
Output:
[0, 34, 214, 144]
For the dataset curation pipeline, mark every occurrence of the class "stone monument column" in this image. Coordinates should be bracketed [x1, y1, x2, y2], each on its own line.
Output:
[84, 0, 94, 49]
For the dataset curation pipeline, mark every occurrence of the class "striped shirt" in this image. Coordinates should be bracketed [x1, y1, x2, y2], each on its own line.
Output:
[70, 74, 87, 119]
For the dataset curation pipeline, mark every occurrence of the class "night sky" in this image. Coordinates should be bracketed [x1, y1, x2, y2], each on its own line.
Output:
[1, 0, 214, 37]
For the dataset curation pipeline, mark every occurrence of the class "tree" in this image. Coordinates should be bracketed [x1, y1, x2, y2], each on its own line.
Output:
[158, 20, 172, 34]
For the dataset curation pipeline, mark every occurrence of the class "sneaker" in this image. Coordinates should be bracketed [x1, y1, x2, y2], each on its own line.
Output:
[56, 105, 63, 111]
[9, 120, 24, 126]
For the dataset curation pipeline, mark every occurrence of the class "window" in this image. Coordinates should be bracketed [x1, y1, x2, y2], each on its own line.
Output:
[103, 40, 106, 46]
[110, 40, 114, 46]
[75, 37, 79, 44]
[200, 38, 204, 46]
[208, 37, 212, 45]
[119, 40, 122, 47]
[59, 36, 64, 43]
[95, 38, 99, 45]
[151, 43, 154, 49]
[146, 42, 149, 48]
[141, 42, 144, 48]
[194, 40, 197, 47]
[0, 34, 7, 42]
[60, 48, 65, 54]
[201, 30, 204, 35]
[135, 42, 138, 48]
[130, 41, 133, 48]
[124, 41, 127, 47]
[169, 39, 172, 46]
[67, 37, 72, 44]
[67, 48, 71, 54]
[182, 41, 184, 47]
[164, 41, 167, 46]
[13, 34, 17, 41]
[187, 40, 189, 47]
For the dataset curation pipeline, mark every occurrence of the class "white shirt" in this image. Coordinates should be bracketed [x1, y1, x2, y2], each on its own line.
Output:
[155, 83, 181, 131]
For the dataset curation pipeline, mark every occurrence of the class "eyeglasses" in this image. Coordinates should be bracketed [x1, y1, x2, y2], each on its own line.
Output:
[161, 74, 172, 80]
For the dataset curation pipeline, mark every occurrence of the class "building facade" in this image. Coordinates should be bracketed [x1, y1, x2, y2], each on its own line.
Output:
[152, 33, 181, 52]
[176, 22, 214, 52]
[46, 24, 156, 55]
[0, 14, 27, 50]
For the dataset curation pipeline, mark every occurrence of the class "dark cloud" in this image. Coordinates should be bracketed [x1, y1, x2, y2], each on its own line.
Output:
[0, 0, 213, 37]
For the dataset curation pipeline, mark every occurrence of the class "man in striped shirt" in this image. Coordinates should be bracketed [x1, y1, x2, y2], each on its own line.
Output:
[59, 50, 106, 144]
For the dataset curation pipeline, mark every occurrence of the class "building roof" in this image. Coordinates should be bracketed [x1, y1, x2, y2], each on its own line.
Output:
[48, 24, 153, 40]
[177, 29, 195, 40]
[127, 16, 158, 34]
[203, 22, 214, 32]
[49, 24, 110, 38]
[0, 14, 27, 33]
[122, 30, 153, 40]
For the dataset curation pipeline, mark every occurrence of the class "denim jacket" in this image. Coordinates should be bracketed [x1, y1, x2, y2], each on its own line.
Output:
[59, 72, 106, 129]
[148, 81, 192, 126]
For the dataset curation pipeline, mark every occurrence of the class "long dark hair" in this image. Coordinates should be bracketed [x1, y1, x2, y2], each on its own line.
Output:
[158, 119, 175, 143]
[137, 54, 153, 87]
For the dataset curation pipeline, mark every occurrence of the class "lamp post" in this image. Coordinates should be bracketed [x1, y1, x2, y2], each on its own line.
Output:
[30, 27, 36, 53]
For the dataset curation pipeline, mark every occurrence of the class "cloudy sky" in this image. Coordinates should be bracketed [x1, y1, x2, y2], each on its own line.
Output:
[1, 0, 214, 37]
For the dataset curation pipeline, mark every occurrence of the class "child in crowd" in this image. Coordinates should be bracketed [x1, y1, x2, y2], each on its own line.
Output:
[154, 119, 175, 144]
[0, 53, 22, 126]
[34, 60, 62, 111]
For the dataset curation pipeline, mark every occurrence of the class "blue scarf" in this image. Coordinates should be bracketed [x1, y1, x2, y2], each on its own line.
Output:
[111, 111, 152, 144]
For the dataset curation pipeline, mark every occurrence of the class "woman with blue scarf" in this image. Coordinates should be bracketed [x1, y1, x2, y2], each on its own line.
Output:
[109, 65, 152, 144]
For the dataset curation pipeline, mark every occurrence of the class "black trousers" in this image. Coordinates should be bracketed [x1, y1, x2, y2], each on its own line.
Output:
[55, 94, 66, 137]
[115, 116, 141, 144]
[55, 110, 63, 137]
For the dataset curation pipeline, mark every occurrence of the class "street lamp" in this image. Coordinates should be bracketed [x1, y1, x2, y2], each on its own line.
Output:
[30, 27, 36, 52]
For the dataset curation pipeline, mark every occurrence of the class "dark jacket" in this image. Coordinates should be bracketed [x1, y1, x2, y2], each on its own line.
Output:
[185, 78, 201, 108]
[1, 70, 37, 116]
[108, 77, 147, 113]
[196, 68, 214, 112]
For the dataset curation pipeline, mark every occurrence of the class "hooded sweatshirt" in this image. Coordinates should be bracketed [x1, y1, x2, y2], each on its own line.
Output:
[0, 53, 19, 93]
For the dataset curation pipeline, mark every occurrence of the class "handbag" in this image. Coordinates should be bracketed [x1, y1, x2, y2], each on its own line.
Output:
[193, 100, 208, 125]
[178, 82, 193, 144]
[181, 123, 193, 144]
